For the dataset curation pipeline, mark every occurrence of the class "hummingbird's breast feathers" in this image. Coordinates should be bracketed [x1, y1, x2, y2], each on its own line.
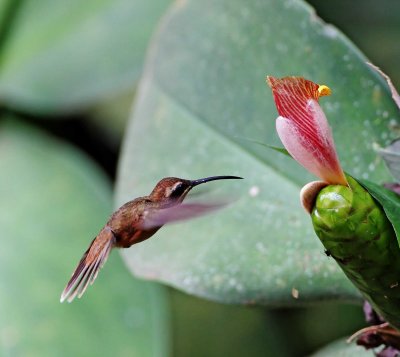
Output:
[106, 197, 162, 246]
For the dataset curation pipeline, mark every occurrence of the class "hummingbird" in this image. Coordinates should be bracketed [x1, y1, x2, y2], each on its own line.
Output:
[60, 175, 242, 303]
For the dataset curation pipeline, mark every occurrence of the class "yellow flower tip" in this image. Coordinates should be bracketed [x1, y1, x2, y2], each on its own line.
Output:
[317, 85, 331, 97]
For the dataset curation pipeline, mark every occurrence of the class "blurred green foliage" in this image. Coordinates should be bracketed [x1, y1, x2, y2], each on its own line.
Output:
[0, 0, 169, 112]
[0, 0, 399, 356]
[0, 120, 170, 356]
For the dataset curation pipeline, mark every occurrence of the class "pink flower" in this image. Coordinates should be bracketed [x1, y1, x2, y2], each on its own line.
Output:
[267, 76, 347, 186]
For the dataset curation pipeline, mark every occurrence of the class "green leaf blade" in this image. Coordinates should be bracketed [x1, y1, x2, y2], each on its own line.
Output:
[116, 0, 400, 304]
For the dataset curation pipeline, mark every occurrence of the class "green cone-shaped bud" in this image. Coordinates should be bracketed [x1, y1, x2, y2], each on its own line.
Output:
[312, 175, 400, 329]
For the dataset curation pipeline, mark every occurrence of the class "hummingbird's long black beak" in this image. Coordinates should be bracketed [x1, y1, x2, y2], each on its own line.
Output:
[190, 175, 243, 187]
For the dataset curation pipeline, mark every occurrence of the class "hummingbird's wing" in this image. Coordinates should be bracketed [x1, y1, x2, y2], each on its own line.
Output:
[140, 202, 227, 230]
[60, 226, 116, 303]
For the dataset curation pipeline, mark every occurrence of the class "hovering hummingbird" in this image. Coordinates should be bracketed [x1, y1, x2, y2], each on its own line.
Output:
[60, 175, 242, 303]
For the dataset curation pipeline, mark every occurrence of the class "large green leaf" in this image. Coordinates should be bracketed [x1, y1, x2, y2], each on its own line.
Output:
[115, 0, 400, 304]
[0, 120, 169, 356]
[0, 0, 169, 113]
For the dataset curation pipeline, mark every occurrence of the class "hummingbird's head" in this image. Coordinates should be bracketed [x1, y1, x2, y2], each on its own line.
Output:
[149, 176, 243, 206]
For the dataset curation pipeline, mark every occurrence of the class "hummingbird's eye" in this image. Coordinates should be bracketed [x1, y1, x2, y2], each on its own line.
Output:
[170, 182, 186, 198]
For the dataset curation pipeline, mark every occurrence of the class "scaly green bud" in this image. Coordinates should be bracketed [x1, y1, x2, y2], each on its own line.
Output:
[312, 175, 400, 329]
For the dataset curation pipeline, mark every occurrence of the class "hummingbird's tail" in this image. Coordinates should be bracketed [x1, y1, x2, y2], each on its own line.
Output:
[60, 227, 115, 303]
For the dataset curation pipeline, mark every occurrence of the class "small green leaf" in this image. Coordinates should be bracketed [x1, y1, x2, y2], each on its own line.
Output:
[0, 0, 170, 113]
[238, 137, 290, 157]
[358, 178, 400, 248]
[0, 119, 169, 356]
[265, 145, 290, 157]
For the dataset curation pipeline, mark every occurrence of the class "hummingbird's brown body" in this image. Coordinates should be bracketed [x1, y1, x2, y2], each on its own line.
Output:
[109, 198, 161, 248]
[61, 176, 241, 303]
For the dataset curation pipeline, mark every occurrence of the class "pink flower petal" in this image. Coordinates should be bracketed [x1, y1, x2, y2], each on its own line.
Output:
[267, 76, 347, 185]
